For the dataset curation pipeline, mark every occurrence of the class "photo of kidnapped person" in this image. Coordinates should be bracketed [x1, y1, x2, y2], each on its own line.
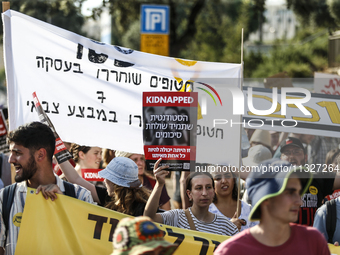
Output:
[143, 106, 195, 147]
[142, 92, 198, 172]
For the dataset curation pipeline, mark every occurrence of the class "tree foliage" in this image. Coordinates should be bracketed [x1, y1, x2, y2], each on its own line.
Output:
[0, 0, 335, 79]
[245, 28, 328, 78]
[92, 0, 265, 61]
[0, 0, 86, 39]
[287, 0, 340, 32]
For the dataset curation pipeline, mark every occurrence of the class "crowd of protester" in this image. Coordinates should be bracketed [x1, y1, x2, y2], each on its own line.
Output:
[1, 123, 340, 254]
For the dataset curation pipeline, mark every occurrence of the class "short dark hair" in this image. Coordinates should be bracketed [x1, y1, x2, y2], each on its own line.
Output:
[7, 122, 55, 162]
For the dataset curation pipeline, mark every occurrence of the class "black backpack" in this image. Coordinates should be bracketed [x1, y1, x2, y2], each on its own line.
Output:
[2, 181, 76, 242]
[326, 198, 337, 243]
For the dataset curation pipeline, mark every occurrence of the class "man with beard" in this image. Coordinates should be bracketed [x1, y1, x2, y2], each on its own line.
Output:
[280, 137, 339, 226]
[0, 122, 93, 255]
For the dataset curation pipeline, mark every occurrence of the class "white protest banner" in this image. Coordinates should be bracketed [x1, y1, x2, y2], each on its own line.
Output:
[314, 72, 340, 95]
[241, 87, 340, 137]
[196, 82, 242, 167]
[3, 10, 242, 167]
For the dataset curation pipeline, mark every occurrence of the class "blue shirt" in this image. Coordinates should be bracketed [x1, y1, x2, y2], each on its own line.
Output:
[313, 197, 340, 243]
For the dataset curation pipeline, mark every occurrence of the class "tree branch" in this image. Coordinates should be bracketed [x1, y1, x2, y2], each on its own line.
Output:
[170, 0, 206, 57]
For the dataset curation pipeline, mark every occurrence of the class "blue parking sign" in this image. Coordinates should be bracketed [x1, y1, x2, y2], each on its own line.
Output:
[141, 5, 169, 34]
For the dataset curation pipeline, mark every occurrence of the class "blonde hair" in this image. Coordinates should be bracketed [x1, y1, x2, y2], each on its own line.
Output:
[114, 150, 134, 158]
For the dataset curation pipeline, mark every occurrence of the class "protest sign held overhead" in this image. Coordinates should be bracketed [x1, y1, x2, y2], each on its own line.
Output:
[143, 92, 197, 171]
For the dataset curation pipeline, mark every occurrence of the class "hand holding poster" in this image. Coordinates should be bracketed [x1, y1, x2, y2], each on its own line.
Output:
[143, 92, 197, 171]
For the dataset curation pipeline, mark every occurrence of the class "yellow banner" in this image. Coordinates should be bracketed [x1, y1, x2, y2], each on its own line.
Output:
[15, 188, 340, 255]
[16, 189, 228, 254]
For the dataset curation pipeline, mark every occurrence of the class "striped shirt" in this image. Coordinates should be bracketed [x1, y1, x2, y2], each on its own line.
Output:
[0, 175, 94, 255]
[161, 208, 238, 236]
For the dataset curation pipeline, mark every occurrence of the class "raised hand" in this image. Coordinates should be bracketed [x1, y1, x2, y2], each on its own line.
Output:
[153, 158, 170, 186]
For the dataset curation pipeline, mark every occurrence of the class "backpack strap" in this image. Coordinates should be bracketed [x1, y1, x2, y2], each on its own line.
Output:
[63, 181, 76, 198]
[2, 183, 17, 241]
[0, 153, 3, 179]
[326, 199, 337, 243]
[184, 208, 196, 231]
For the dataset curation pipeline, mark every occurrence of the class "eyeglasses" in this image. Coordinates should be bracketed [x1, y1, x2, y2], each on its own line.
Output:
[281, 149, 304, 157]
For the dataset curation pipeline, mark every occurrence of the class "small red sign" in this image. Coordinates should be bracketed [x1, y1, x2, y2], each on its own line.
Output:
[81, 169, 104, 182]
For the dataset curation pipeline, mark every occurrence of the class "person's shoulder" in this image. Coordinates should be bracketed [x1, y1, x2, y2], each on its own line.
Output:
[72, 183, 91, 193]
[215, 214, 238, 232]
[215, 213, 234, 224]
[240, 200, 251, 208]
[208, 203, 218, 213]
[315, 201, 327, 215]
[72, 183, 93, 199]
[291, 223, 325, 238]
[240, 200, 252, 213]
[169, 208, 185, 214]
[163, 208, 186, 218]
[215, 213, 230, 221]
[214, 229, 251, 254]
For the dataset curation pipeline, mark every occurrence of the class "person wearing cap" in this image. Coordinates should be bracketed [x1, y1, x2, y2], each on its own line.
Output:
[280, 136, 338, 226]
[53, 156, 152, 216]
[144, 159, 238, 236]
[214, 158, 330, 255]
[111, 216, 178, 255]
